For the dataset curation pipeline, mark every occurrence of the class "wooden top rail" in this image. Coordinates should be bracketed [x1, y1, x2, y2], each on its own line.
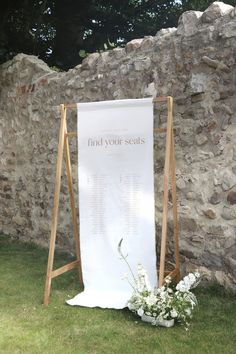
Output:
[62, 96, 171, 109]
[63, 97, 171, 138]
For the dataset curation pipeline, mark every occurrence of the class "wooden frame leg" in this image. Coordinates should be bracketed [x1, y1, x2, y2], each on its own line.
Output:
[44, 105, 66, 306]
[64, 113, 84, 288]
[170, 126, 180, 281]
[158, 97, 173, 287]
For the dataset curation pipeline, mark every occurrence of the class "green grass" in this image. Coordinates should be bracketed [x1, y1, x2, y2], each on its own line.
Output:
[0, 236, 236, 354]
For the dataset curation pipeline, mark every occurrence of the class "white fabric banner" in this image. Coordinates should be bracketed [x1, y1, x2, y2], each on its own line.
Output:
[67, 98, 156, 309]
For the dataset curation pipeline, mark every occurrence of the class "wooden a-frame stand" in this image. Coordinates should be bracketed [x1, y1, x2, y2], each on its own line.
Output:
[44, 96, 180, 306]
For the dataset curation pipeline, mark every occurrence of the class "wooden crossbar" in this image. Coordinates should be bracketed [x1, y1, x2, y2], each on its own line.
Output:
[43, 96, 180, 305]
[51, 260, 80, 278]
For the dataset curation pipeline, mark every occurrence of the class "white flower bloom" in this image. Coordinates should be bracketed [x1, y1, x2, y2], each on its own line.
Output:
[186, 274, 196, 286]
[136, 267, 152, 292]
[128, 303, 134, 310]
[170, 309, 178, 318]
[176, 280, 189, 292]
[187, 273, 196, 283]
[160, 291, 166, 299]
[120, 251, 201, 328]
[165, 276, 172, 285]
[137, 264, 146, 276]
[185, 308, 192, 316]
[122, 272, 129, 280]
[145, 294, 156, 306]
[137, 308, 144, 316]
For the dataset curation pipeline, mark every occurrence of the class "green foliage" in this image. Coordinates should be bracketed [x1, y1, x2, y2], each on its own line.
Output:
[50, 65, 63, 72]
[0, 1, 180, 70]
[79, 49, 87, 59]
[0, 1, 54, 63]
[49, 0, 182, 69]
[1, 236, 236, 353]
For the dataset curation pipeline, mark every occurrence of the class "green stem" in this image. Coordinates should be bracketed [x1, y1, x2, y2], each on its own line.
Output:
[118, 238, 137, 286]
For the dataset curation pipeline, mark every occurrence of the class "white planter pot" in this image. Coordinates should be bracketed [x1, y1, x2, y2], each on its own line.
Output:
[141, 315, 175, 328]
[157, 318, 174, 328]
[141, 314, 155, 323]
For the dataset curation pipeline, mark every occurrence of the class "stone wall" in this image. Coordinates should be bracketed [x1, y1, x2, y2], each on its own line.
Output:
[1, 2, 236, 289]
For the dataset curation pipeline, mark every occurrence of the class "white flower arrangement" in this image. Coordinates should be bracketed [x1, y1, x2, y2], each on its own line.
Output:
[118, 239, 201, 329]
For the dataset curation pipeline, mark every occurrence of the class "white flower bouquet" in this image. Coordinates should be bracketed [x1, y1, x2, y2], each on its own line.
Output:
[118, 240, 201, 329]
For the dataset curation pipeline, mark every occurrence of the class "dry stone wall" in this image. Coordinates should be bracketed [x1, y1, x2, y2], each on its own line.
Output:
[1, 2, 236, 289]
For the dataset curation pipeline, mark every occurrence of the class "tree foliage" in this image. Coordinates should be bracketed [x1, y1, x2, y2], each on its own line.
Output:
[0, 1, 53, 64]
[0, 0, 236, 70]
[50, 0, 182, 69]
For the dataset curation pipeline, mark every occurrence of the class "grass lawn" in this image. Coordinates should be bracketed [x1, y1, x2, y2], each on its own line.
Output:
[0, 236, 236, 354]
